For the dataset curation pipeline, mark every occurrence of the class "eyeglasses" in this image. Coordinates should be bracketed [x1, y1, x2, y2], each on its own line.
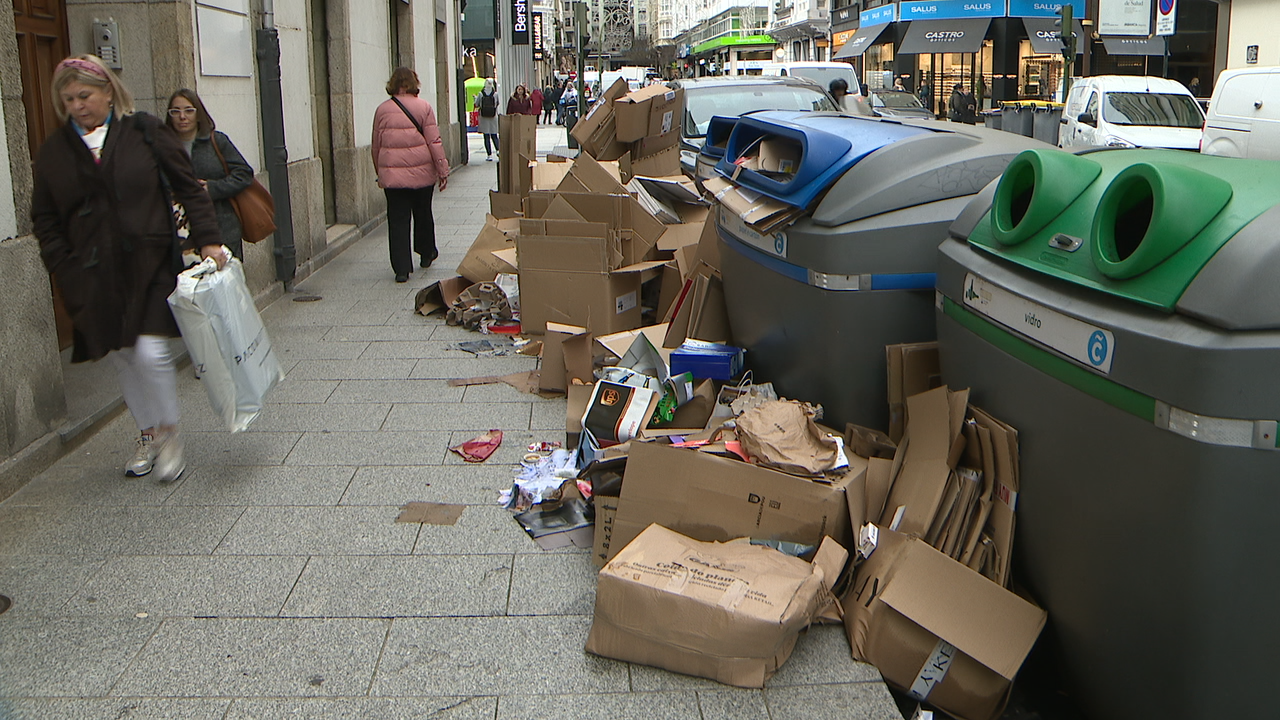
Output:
[168, 108, 197, 117]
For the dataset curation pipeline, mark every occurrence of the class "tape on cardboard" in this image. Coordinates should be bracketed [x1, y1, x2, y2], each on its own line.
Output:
[718, 579, 750, 610]
[909, 639, 957, 701]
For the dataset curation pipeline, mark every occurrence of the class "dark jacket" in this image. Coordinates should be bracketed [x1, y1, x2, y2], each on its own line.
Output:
[507, 94, 533, 115]
[189, 131, 254, 258]
[31, 112, 219, 362]
[950, 89, 977, 124]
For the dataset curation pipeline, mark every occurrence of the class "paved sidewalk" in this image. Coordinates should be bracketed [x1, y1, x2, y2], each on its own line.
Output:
[0, 126, 902, 720]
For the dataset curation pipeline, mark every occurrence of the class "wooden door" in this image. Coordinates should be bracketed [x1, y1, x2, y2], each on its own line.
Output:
[15, 0, 73, 349]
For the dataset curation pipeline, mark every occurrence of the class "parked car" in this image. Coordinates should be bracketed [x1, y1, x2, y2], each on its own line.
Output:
[1200, 65, 1280, 161]
[668, 76, 840, 177]
[761, 62, 862, 97]
[867, 89, 934, 119]
[1058, 75, 1204, 150]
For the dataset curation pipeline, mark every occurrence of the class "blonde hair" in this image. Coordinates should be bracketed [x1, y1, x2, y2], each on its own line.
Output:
[50, 54, 134, 123]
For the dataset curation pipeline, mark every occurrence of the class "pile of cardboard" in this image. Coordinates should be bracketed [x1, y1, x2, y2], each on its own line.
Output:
[701, 135, 808, 236]
[572, 78, 684, 178]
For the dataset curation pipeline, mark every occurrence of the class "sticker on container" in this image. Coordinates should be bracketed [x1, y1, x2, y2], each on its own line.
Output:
[720, 211, 787, 259]
[962, 273, 1116, 374]
[908, 639, 957, 701]
[660, 110, 673, 135]
[615, 291, 637, 315]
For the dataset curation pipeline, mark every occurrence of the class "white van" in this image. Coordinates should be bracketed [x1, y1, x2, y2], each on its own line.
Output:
[1059, 75, 1204, 150]
[761, 62, 861, 96]
[1200, 66, 1280, 161]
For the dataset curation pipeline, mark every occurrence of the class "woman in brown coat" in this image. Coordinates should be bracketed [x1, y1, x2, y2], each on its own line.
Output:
[506, 84, 534, 116]
[31, 55, 225, 482]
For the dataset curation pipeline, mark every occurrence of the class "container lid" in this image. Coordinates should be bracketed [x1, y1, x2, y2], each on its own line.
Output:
[715, 111, 933, 210]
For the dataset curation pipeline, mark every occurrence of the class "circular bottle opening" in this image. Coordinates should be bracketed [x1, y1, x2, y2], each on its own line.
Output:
[1098, 176, 1154, 263]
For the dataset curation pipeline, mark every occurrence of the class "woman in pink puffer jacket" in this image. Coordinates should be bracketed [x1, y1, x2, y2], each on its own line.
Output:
[372, 66, 451, 282]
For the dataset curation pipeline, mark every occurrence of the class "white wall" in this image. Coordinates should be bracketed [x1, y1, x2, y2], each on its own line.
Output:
[190, 1, 265, 169]
[276, 0, 318, 165]
[351, 2, 394, 147]
[1225, 0, 1280, 68]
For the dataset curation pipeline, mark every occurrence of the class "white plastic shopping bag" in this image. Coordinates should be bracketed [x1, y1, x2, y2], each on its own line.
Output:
[168, 257, 285, 432]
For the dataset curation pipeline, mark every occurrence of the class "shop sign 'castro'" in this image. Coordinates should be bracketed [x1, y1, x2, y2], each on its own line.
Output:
[926, 31, 966, 41]
[962, 274, 1116, 373]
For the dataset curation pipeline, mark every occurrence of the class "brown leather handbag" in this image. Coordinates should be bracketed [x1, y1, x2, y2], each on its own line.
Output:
[211, 134, 277, 243]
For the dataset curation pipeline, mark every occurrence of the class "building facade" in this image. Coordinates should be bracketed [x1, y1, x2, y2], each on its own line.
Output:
[2, 0, 464, 495]
[770, 0, 830, 64]
[673, 0, 773, 76]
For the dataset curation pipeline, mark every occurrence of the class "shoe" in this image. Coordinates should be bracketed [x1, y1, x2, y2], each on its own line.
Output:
[153, 432, 185, 483]
[125, 433, 157, 477]
[419, 250, 438, 269]
[486, 155, 495, 162]
[395, 273, 409, 283]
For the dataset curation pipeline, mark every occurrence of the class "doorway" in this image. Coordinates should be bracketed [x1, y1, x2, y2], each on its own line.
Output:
[15, 0, 73, 350]
[308, 0, 337, 226]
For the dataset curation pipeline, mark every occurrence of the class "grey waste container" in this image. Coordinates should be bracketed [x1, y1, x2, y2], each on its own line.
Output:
[935, 147, 1280, 720]
[1032, 106, 1062, 145]
[1001, 102, 1034, 137]
[713, 112, 1043, 431]
[983, 110, 1002, 131]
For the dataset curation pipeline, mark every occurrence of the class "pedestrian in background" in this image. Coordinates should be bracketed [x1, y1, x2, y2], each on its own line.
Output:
[507, 84, 534, 116]
[31, 54, 225, 483]
[373, 66, 450, 283]
[560, 83, 579, 126]
[542, 83, 557, 124]
[165, 88, 255, 260]
[530, 85, 544, 123]
[474, 78, 500, 160]
[949, 84, 977, 124]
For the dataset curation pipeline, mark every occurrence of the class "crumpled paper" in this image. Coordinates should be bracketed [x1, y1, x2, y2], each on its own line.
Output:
[734, 400, 847, 478]
[450, 429, 504, 463]
[446, 282, 512, 330]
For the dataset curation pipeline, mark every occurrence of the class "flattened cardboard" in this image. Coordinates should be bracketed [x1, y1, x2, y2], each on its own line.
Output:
[608, 442, 861, 562]
[657, 221, 704, 252]
[887, 342, 941, 444]
[414, 276, 472, 316]
[532, 161, 572, 191]
[457, 215, 518, 284]
[844, 527, 1046, 720]
[622, 143, 681, 178]
[595, 324, 673, 366]
[498, 114, 537, 195]
[879, 387, 969, 538]
[587, 524, 843, 687]
[566, 382, 594, 447]
[395, 502, 466, 525]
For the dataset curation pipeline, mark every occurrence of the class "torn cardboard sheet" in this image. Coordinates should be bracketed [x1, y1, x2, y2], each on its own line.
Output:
[449, 429, 504, 463]
[447, 370, 555, 397]
[395, 502, 466, 525]
[512, 497, 594, 550]
[735, 400, 849, 478]
[415, 277, 472, 316]
[446, 282, 514, 330]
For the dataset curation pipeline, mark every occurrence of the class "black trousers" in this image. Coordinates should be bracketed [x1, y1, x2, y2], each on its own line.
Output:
[384, 186, 437, 276]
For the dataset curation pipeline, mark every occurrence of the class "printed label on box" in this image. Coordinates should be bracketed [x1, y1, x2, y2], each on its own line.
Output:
[660, 110, 673, 135]
[615, 291, 638, 314]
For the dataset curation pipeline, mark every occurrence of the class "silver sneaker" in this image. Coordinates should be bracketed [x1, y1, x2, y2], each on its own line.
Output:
[125, 434, 156, 477]
[153, 432, 186, 483]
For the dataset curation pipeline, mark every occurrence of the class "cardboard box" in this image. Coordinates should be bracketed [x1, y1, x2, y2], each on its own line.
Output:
[844, 527, 1046, 720]
[587, 524, 846, 688]
[570, 78, 631, 160]
[703, 176, 803, 235]
[489, 191, 523, 219]
[457, 214, 519, 284]
[608, 441, 863, 562]
[613, 85, 683, 142]
[886, 342, 941, 444]
[517, 229, 666, 335]
[538, 322, 590, 393]
[524, 189, 664, 267]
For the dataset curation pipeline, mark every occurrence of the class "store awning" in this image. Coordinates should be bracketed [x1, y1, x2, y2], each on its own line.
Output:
[834, 23, 891, 59]
[1102, 35, 1167, 56]
[1022, 18, 1085, 55]
[898, 18, 991, 55]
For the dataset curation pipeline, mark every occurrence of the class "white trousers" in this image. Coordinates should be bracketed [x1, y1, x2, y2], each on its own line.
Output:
[107, 335, 180, 432]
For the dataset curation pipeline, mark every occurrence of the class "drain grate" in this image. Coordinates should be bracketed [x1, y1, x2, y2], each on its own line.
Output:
[0, 595, 11, 615]
[292, 295, 323, 303]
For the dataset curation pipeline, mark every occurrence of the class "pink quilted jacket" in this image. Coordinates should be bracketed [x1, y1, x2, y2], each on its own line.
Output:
[371, 94, 450, 189]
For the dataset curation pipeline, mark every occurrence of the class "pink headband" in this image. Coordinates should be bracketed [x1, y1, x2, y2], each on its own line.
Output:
[55, 58, 109, 81]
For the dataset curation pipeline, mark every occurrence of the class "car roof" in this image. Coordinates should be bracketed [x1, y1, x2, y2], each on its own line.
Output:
[668, 75, 825, 90]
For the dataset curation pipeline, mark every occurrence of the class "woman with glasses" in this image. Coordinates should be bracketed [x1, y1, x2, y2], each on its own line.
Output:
[166, 89, 255, 259]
